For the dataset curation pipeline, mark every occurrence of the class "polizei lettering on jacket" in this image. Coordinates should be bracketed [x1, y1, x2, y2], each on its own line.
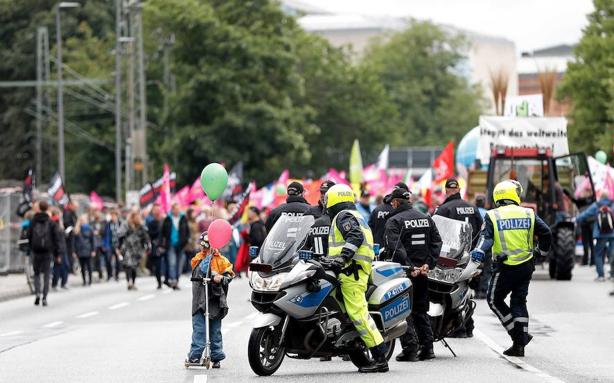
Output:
[497, 218, 531, 231]
[456, 207, 475, 215]
[280, 212, 304, 218]
[377, 211, 390, 219]
[309, 226, 329, 236]
[404, 219, 430, 229]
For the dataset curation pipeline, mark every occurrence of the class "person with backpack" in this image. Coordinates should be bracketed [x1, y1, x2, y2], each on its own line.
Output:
[577, 190, 614, 281]
[27, 200, 62, 306]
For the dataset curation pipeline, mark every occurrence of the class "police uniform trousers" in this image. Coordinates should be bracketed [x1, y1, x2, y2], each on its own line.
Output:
[487, 260, 534, 345]
[400, 275, 434, 351]
[338, 268, 384, 349]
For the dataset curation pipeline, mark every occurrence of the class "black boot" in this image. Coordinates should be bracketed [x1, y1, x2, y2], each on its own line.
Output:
[359, 344, 389, 373]
[34, 296, 40, 306]
[395, 349, 419, 362]
[418, 343, 435, 360]
[503, 343, 524, 357]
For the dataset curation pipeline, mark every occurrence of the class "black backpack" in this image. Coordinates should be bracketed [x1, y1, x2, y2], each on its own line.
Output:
[31, 220, 52, 253]
[598, 205, 614, 234]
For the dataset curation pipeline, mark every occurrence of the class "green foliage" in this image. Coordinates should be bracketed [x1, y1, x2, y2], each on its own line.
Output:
[0, 0, 115, 194]
[558, 0, 614, 157]
[361, 21, 483, 146]
[144, 0, 317, 185]
[0, 1, 484, 196]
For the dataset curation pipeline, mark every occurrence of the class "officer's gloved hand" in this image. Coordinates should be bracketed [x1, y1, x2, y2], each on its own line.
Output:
[320, 257, 346, 273]
[470, 249, 485, 263]
[340, 248, 354, 262]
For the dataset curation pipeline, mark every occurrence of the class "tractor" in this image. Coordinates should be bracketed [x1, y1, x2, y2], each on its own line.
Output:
[468, 147, 596, 280]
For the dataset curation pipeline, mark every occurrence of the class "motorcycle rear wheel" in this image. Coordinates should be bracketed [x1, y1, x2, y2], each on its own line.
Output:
[248, 326, 285, 376]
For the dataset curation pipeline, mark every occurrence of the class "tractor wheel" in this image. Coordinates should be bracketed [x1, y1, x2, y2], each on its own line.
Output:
[548, 258, 557, 279]
[554, 227, 575, 281]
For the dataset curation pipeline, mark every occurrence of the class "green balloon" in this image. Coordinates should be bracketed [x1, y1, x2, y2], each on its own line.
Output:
[200, 163, 228, 201]
[595, 150, 608, 165]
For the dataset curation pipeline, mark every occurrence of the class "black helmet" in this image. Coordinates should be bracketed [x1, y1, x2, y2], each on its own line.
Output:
[199, 231, 210, 249]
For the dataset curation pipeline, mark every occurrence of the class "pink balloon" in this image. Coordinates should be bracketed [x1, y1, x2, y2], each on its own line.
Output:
[208, 219, 232, 249]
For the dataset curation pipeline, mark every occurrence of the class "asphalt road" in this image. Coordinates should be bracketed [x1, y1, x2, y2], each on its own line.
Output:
[1, 264, 613, 383]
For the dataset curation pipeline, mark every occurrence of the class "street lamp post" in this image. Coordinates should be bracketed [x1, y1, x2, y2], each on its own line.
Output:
[55, 1, 80, 184]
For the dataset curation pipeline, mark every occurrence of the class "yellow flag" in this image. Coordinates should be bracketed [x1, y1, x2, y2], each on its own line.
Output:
[350, 139, 363, 195]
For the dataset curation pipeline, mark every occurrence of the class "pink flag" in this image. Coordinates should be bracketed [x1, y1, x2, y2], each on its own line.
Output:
[324, 168, 349, 185]
[89, 191, 104, 211]
[158, 164, 172, 213]
[605, 167, 614, 199]
[187, 177, 210, 205]
[278, 169, 289, 186]
[172, 186, 190, 209]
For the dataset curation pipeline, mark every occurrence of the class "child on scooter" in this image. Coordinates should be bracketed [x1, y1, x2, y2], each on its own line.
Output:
[186, 231, 235, 368]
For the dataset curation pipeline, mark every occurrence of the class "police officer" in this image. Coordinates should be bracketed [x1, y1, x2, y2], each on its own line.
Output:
[434, 177, 483, 337]
[434, 178, 483, 247]
[369, 182, 409, 248]
[323, 184, 388, 373]
[471, 180, 551, 357]
[384, 188, 442, 362]
[265, 181, 311, 232]
[303, 182, 336, 259]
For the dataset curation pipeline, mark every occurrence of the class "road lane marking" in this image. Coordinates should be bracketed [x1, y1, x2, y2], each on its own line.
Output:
[0, 331, 23, 337]
[193, 375, 207, 383]
[137, 294, 156, 302]
[474, 329, 565, 383]
[43, 321, 63, 328]
[225, 322, 242, 329]
[108, 302, 129, 310]
[162, 290, 172, 295]
[76, 311, 99, 319]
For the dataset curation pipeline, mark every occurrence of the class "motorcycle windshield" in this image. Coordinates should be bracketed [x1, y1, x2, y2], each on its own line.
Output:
[259, 215, 315, 268]
[432, 215, 472, 261]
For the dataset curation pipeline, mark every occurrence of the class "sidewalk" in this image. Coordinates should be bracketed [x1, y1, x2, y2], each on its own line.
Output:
[0, 273, 31, 302]
[0, 272, 109, 302]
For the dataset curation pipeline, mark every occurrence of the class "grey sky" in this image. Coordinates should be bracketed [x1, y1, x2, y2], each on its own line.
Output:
[301, 0, 594, 52]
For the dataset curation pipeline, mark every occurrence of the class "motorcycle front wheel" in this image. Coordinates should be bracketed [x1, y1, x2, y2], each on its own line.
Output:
[248, 326, 285, 376]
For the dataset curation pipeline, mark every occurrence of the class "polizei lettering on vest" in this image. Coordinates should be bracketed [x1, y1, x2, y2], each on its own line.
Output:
[309, 226, 329, 236]
[404, 219, 429, 229]
[456, 207, 475, 215]
[497, 218, 531, 231]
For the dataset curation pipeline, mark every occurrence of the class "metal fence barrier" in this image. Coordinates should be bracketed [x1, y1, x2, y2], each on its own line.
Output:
[0, 192, 25, 274]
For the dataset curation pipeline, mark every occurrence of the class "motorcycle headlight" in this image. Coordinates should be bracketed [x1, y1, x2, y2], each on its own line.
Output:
[250, 272, 287, 292]
[428, 267, 463, 284]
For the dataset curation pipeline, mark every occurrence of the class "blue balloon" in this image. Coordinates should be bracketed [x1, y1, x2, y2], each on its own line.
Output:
[456, 126, 480, 169]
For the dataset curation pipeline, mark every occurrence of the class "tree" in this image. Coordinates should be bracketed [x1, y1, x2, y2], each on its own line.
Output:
[558, 0, 614, 157]
[144, 0, 317, 185]
[0, 0, 116, 194]
[292, 32, 400, 174]
[361, 21, 484, 146]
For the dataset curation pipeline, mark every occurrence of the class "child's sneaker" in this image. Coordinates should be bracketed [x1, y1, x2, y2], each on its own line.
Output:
[184, 357, 201, 367]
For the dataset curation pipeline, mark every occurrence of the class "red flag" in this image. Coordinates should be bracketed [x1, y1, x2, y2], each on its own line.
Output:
[433, 141, 455, 182]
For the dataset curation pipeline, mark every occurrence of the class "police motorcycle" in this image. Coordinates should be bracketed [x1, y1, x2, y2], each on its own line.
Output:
[427, 215, 481, 356]
[247, 215, 413, 376]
